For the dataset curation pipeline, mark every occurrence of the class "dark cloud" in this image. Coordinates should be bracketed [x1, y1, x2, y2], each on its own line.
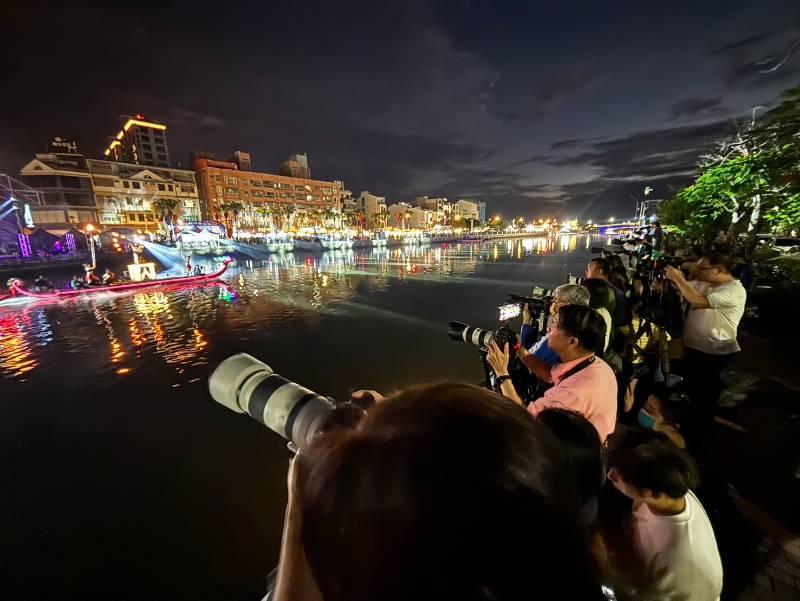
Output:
[666, 97, 727, 121]
[714, 31, 775, 54]
[550, 137, 608, 151]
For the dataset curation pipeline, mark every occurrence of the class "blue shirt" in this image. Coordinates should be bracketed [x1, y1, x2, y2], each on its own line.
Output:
[520, 324, 561, 367]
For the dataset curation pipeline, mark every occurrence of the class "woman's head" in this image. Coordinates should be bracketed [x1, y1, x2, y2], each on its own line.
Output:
[296, 383, 602, 601]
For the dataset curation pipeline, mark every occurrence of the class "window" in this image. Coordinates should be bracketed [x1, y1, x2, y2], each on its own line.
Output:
[144, 152, 153, 159]
[304, 185, 312, 192]
[266, 192, 275, 198]
[214, 175, 221, 183]
[215, 185, 223, 195]
[224, 176, 238, 185]
[132, 181, 141, 189]
[322, 187, 331, 194]
[60, 176, 85, 189]
[226, 188, 239, 195]
[295, 193, 305, 200]
[243, 190, 250, 197]
[157, 183, 166, 191]
[280, 192, 290, 198]
[157, 154, 167, 162]
[156, 144, 166, 152]
[123, 181, 130, 188]
[250, 179, 261, 186]
[295, 184, 305, 191]
[168, 184, 174, 192]
[252, 190, 264, 198]
[180, 185, 195, 193]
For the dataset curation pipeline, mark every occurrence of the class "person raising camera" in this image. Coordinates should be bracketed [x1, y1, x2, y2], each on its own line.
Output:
[488, 304, 617, 442]
[664, 253, 746, 448]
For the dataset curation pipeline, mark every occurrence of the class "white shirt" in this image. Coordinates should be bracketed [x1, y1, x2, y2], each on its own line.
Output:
[595, 307, 612, 352]
[633, 491, 723, 601]
[683, 279, 745, 355]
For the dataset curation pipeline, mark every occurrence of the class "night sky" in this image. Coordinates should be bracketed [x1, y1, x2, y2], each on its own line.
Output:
[2, 0, 800, 219]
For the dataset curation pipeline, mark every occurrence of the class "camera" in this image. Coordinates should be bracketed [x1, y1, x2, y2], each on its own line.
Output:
[209, 353, 367, 450]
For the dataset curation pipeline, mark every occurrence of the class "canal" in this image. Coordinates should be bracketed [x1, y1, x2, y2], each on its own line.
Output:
[1, 235, 595, 600]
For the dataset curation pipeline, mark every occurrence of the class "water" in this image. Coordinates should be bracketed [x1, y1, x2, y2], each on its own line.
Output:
[1, 235, 597, 600]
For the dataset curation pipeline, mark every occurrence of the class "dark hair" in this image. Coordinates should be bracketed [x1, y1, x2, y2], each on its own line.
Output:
[557, 304, 606, 353]
[606, 428, 699, 498]
[609, 268, 628, 291]
[654, 221, 661, 227]
[702, 252, 735, 273]
[589, 257, 610, 276]
[538, 409, 603, 514]
[297, 383, 603, 601]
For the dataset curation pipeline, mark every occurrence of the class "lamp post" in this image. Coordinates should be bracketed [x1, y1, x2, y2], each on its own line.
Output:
[85, 223, 97, 267]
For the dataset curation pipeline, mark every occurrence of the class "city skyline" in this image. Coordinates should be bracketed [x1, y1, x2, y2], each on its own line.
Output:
[2, 0, 799, 219]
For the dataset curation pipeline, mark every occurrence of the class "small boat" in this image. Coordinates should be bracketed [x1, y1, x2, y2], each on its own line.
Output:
[10, 260, 232, 299]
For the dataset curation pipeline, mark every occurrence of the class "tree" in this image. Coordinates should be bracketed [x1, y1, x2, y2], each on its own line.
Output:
[150, 197, 179, 240]
[218, 200, 244, 237]
[661, 89, 800, 245]
[255, 206, 274, 231]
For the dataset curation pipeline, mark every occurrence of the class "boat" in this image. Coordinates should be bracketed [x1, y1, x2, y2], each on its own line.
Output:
[10, 259, 232, 299]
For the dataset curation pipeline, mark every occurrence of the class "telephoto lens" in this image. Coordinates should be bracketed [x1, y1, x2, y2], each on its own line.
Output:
[209, 353, 335, 450]
[448, 321, 496, 349]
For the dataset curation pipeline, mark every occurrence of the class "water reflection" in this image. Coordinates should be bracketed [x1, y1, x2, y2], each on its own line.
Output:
[0, 236, 595, 382]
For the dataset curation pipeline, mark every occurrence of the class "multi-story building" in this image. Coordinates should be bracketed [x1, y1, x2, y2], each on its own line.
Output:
[103, 114, 170, 168]
[337, 181, 356, 214]
[19, 153, 199, 230]
[388, 203, 428, 229]
[454, 199, 480, 221]
[356, 191, 387, 225]
[414, 196, 453, 225]
[86, 160, 200, 227]
[477, 201, 487, 224]
[19, 152, 98, 229]
[193, 154, 342, 227]
[279, 153, 311, 179]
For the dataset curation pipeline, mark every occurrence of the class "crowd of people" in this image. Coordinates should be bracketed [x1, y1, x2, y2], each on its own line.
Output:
[268, 231, 749, 601]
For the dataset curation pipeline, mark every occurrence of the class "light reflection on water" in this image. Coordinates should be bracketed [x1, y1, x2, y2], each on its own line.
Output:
[0, 236, 595, 383]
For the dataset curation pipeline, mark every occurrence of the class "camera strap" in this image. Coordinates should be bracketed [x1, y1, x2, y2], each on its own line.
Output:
[556, 356, 595, 384]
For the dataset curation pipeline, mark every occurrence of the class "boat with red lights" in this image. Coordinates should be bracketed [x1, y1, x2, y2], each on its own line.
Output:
[9, 259, 232, 299]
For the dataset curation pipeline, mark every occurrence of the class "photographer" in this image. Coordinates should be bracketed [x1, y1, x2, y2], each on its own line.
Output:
[519, 283, 590, 380]
[273, 383, 605, 601]
[586, 257, 628, 329]
[664, 253, 746, 447]
[489, 304, 617, 442]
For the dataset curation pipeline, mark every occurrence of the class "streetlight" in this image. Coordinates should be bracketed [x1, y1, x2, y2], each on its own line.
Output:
[608, 217, 615, 223]
[84, 223, 97, 267]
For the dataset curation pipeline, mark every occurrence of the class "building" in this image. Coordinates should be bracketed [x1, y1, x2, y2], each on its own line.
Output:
[356, 191, 388, 225]
[103, 114, 170, 168]
[337, 181, 356, 214]
[454, 199, 480, 221]
[414, 196, 453, 225]
[193, 153, 342, 227]
[19, 152, 98, 229]
[279, 153, 311, 179]
[388, 202, 428, 229]
[86, 160, 200, 227]
[19, 153, 199, 230]
[478, 201, 487, 224]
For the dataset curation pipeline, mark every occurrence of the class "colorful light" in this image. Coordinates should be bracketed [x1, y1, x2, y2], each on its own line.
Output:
[17, 234, 31, 258]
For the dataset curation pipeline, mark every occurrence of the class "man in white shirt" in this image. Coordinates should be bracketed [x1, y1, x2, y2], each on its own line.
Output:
[665, 253, 746, 448]
[606, 428, 723, 601]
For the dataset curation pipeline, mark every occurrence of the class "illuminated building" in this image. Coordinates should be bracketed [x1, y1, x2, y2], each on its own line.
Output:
[454, 199, 480, 221]
[192, 153, 343, 226]
[20, 153, 199, 229]
[388, 202, 428, 229]
[103, 114, 170, 168]
[356, 191, 388, 225]
[413, 196, 453, 225]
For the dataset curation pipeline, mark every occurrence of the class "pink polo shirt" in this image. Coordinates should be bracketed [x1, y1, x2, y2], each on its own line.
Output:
[527, 355, 618, 441]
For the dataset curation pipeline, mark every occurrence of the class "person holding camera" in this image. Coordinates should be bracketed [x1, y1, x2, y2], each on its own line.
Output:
[489, 304, 617, 442]
[518, 283, 590, 380]
[664, 253, 746, 447]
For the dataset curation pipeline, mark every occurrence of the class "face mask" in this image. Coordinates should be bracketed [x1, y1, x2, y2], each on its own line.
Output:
[637, 409, 656, 430]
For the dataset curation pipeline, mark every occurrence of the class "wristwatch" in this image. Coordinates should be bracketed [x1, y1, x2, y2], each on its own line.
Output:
[495, 374, 512, 385]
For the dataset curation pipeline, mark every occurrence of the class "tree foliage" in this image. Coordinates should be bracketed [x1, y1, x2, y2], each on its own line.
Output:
[661, 84, 800, 245]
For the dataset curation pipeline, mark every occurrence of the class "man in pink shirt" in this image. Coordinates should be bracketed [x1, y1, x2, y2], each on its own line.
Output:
[488, 304, 618, 442]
